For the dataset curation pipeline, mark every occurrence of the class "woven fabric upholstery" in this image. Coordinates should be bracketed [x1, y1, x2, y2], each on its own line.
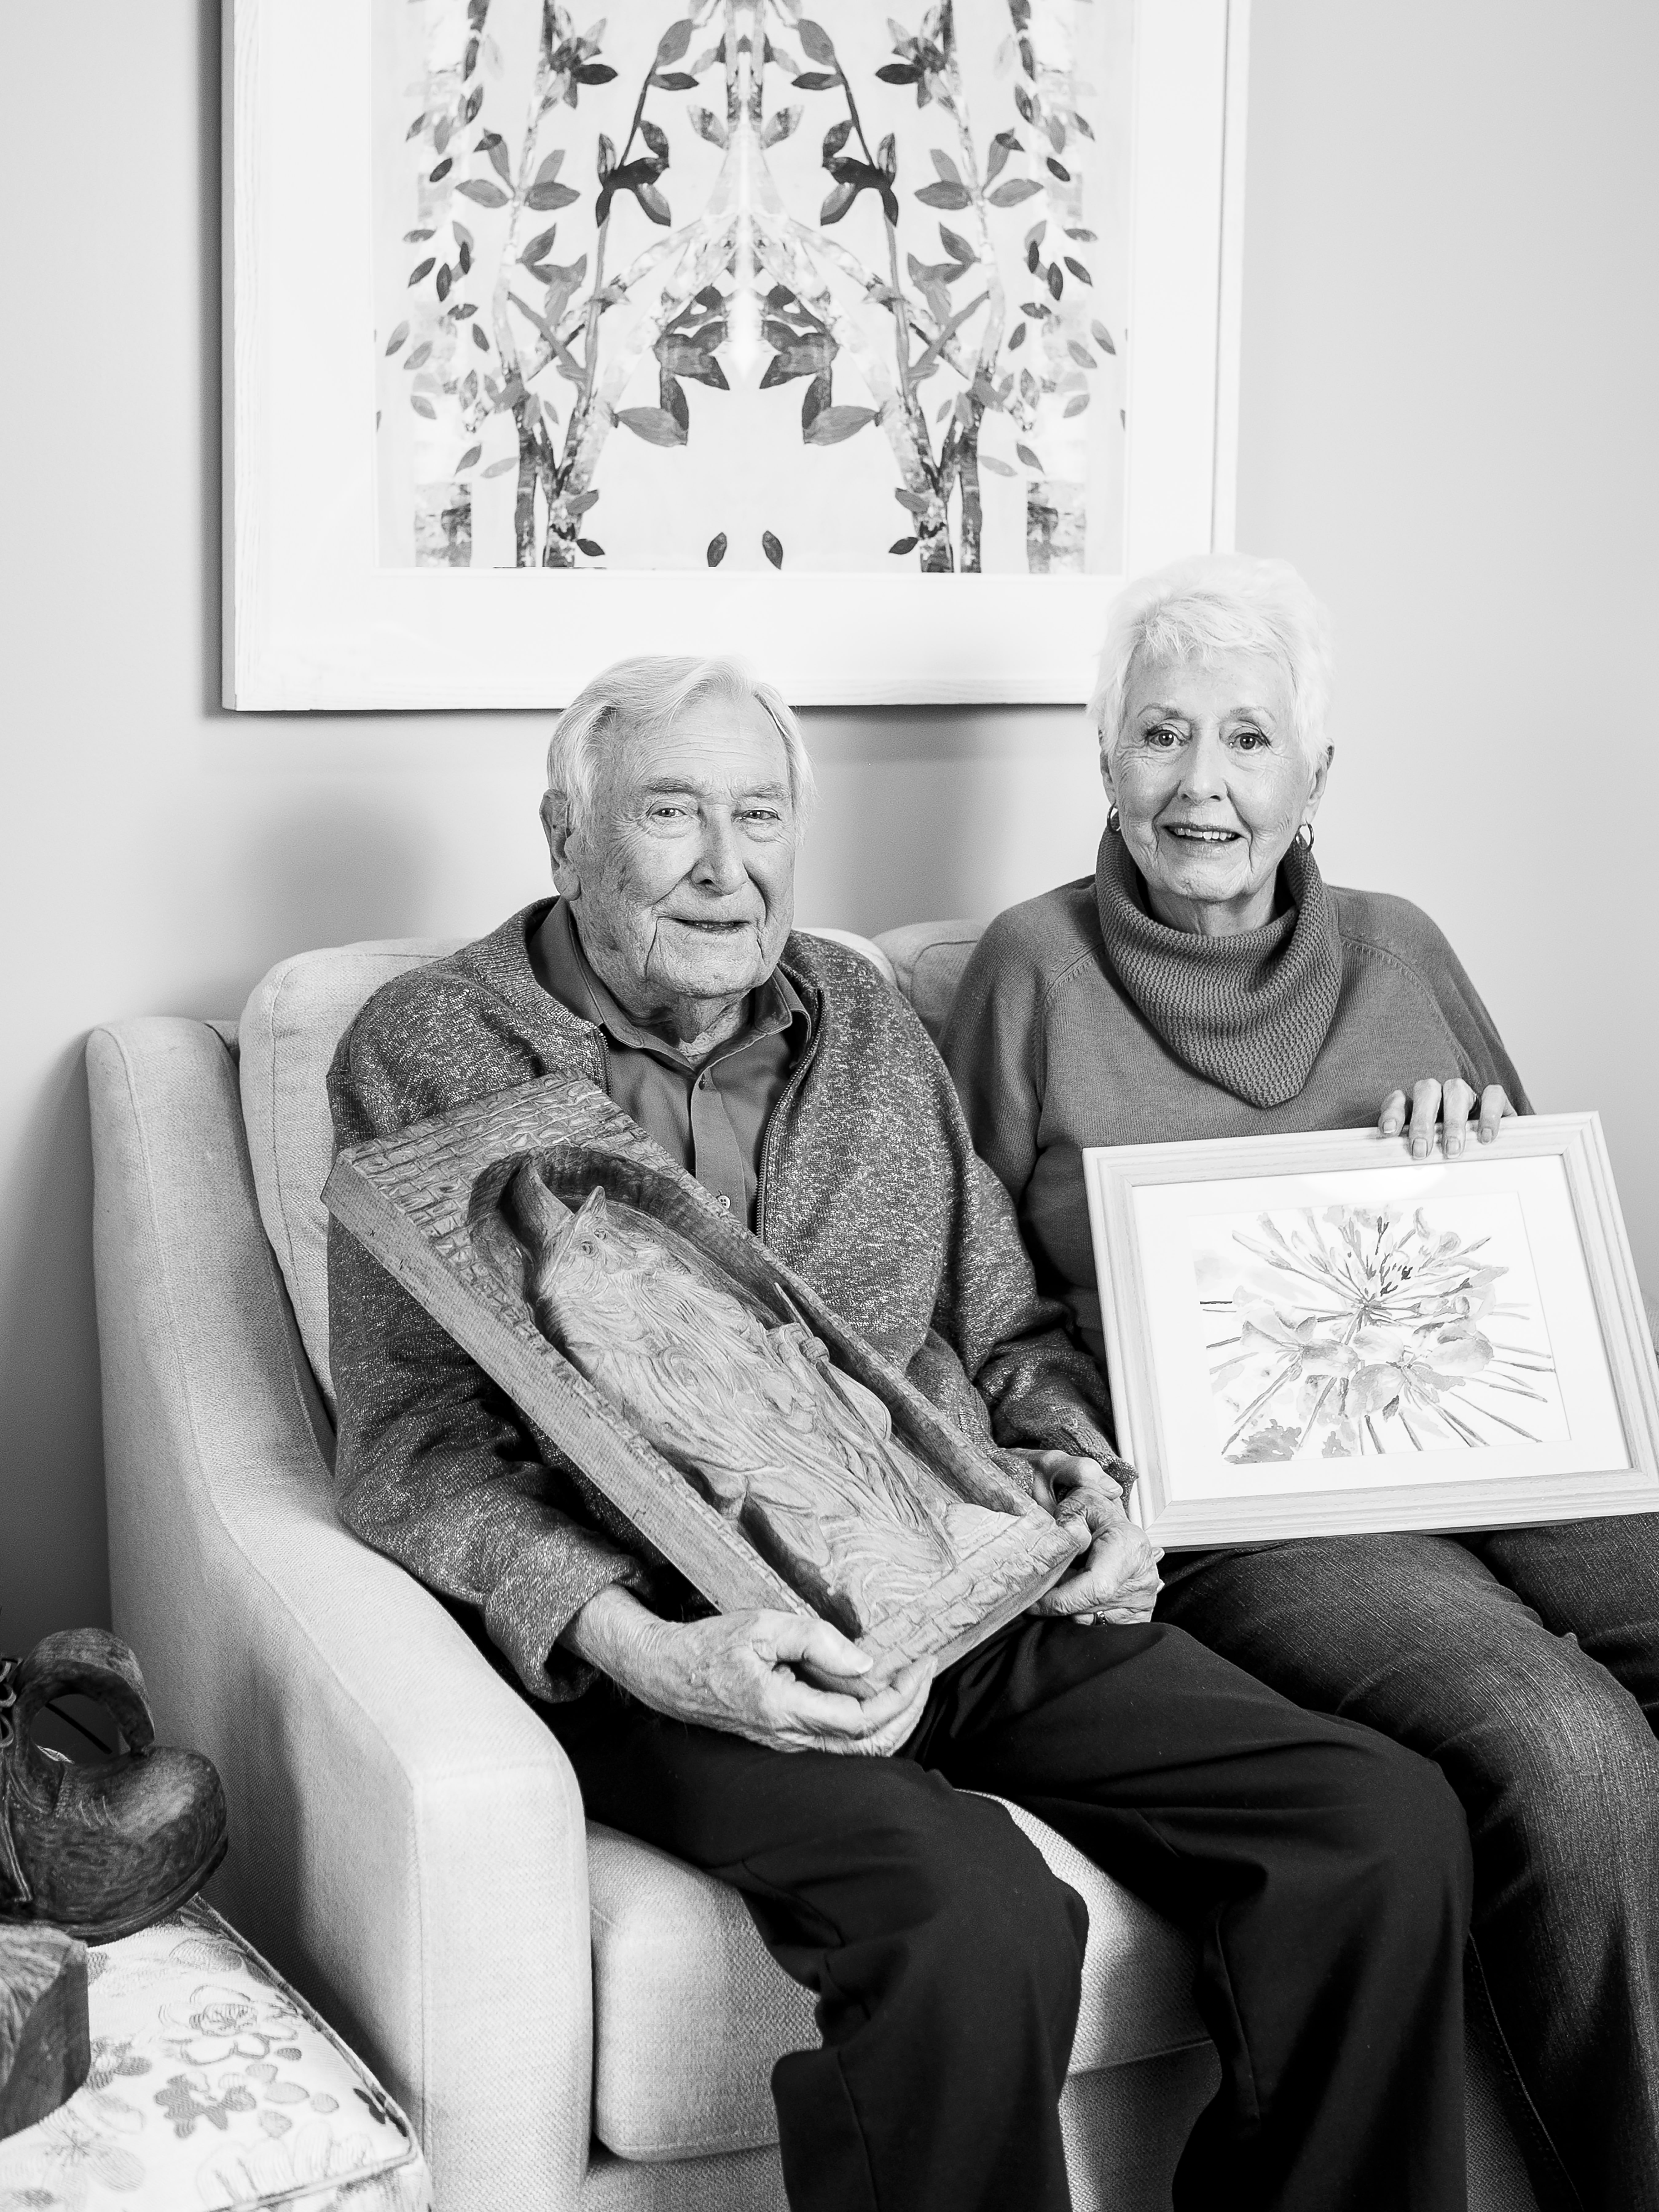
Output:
[873, 919, 985, 1042]
[578, 2053, 1222, 2212]
[237, 926, 893, 1411]
[587, 1801, 1206, 2163]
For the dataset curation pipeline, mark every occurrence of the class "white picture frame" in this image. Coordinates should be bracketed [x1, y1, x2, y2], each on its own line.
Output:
[1083, 1116, 1659, 1547]
[222, 0, 1249, 710]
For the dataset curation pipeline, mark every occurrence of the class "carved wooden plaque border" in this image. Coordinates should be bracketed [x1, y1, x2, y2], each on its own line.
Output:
[325, 1073, 1077, 1670]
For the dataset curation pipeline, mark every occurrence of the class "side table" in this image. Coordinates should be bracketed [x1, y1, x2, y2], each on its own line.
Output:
[0, 1899, 432, 2211]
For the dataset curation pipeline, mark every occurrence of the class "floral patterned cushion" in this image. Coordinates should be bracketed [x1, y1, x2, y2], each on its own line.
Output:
[0, 1901, 431, 2212]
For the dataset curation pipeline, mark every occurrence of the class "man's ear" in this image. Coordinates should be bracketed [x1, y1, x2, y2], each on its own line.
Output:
[541, 790, 580, 896]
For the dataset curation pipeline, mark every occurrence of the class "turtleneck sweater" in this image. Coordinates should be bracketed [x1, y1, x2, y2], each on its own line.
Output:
[1094, 830, 1343, 1110]
[942, 850, 1528, 1364]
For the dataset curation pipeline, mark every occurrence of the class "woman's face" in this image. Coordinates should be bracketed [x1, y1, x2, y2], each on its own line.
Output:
[1105, 648, 1332, 936]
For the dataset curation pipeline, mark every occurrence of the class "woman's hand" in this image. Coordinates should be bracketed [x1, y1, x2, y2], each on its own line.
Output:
[1016, 1451, 1163, 1626]
[1380, 1078, 1516, 1160]
[564, 1586, 934, 1756]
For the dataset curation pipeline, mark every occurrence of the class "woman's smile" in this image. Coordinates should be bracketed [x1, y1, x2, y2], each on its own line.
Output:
[1105, 647, 1329, 935]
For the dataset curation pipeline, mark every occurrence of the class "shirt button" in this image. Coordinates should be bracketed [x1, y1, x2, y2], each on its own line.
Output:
[717, 1195, 731, 1211]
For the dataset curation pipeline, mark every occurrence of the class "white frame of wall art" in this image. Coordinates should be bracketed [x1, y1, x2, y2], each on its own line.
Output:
[1084, 1116, 1659, 1548]
[222, 0, 1249, 710]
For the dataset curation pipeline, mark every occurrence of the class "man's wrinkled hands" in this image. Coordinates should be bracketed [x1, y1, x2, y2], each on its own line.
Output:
[1017, 1451, 1163, 1627]
[567, 1587, 933, 1755]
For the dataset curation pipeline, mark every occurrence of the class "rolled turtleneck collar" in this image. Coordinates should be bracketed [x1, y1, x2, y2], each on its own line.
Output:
[1093, 828, 1343, 1109]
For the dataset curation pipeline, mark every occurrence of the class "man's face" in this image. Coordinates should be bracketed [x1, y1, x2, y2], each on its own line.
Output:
[551, 691, 798, 1018]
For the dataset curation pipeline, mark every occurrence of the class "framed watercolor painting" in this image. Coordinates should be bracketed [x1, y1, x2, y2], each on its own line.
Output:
[223, 0, 1249, 708]
[1083, 1116, 1659, 1547]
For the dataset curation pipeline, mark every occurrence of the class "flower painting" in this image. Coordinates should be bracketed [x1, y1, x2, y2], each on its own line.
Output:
[1193, 1198, 1570, 1467]
[372, 0, 1132, 576]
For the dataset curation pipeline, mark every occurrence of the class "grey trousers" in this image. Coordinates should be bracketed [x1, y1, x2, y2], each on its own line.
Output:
[1158, 1516, 1659, 2211]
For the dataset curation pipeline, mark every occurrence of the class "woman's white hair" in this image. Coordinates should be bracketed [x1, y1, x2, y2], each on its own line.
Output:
[1089, 553, 1335, 770]
[545, 655, 817, 835]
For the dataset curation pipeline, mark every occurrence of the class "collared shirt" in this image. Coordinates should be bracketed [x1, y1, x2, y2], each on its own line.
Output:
[530, 898, 810, 1229]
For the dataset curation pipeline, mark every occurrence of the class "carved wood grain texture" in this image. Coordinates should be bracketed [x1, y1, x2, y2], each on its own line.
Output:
[326, 1072, 1072, 1667]
[326, 1152, 812, 1626]
[0, 1927, 88, 2140]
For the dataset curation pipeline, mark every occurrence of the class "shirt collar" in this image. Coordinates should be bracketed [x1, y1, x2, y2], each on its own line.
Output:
[538, 897, 808, 1070]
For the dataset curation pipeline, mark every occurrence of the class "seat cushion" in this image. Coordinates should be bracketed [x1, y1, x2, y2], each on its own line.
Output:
[239, 925, 898, 1408]
[587, 1803, 1206, 2164]
[873, 919, 985, 1042]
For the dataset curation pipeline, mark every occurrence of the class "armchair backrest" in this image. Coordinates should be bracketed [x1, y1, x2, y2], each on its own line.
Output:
[240, 939, 464, 1410]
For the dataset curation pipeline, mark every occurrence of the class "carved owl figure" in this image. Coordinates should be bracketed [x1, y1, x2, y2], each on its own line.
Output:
[500, 1168, 1011, 1636]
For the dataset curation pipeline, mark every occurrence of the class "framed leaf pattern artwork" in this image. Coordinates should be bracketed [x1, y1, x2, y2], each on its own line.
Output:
[224, 0, 1249, 707]
[1083, 1116, 1659, 1548]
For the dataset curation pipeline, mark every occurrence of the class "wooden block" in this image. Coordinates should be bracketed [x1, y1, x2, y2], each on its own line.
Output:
[0, 1926, 90, 2140]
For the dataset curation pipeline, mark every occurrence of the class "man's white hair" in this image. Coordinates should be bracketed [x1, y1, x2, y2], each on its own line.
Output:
[1088, 554, 1335, 770]
[545, 655, 817, 835]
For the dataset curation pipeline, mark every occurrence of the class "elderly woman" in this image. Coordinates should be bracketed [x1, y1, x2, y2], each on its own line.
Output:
[942, 553, 1659, 2211]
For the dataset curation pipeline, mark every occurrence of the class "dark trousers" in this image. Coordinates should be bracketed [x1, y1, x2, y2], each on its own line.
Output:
[1159, 1516, 1659, 2212]
[551, 1614, 1472, 2212]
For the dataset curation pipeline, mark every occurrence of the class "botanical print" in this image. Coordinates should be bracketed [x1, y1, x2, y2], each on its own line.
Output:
[373, 0, 1131, 574]
[1192, 1197, 1569, 1466]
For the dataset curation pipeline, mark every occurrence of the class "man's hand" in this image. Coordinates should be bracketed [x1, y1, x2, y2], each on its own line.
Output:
[1015, 1451, 1163, 1627]
[565, 1586, 933, 1755]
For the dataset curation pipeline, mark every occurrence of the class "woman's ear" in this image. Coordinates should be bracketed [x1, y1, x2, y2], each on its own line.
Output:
[1098, 732, 1118, 815]
[1304, 741, 1335, 822]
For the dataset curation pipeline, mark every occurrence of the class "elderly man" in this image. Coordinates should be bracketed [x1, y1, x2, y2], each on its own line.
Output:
[328, 655, 1473, 2212]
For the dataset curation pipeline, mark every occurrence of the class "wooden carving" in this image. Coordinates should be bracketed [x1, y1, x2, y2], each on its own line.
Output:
[325, 1075, 1079, 1671]
[0, 1632, 229, 1949]
[0, 1927, 88, 2141]
[498, 1172, 1022, 1641]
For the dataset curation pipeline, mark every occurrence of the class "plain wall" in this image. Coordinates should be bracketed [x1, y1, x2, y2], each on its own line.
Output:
[2, 2, 1654, 1654]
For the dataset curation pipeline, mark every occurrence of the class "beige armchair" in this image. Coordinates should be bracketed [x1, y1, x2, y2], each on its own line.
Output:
[86, 924, 1542, 2212]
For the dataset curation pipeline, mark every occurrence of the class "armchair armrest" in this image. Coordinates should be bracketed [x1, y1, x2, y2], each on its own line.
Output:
[88, 1018, 592, 2212]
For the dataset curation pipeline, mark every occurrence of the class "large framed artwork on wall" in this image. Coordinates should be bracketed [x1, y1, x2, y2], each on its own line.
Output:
[223, 0, 1249, 709]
